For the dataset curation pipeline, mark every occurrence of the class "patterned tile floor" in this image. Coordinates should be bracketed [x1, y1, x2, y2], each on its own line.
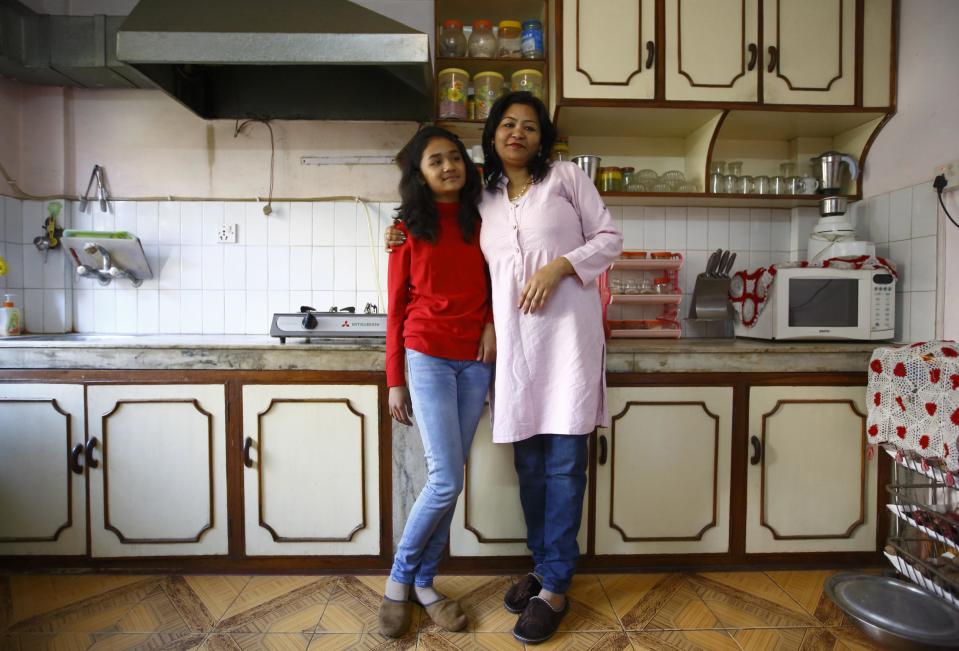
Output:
[0, 570, 888, 650]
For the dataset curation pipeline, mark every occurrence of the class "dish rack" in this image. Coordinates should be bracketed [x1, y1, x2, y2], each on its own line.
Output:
[602, 252, 683, 338]
[884, 445, 959, 609]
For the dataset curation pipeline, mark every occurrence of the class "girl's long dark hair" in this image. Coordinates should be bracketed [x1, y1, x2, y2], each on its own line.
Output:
[395, 126, 482, 243]
[482, 91, 557, 189]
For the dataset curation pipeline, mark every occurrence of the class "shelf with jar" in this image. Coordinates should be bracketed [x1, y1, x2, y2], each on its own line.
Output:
[434, 0, 549, 139]
[604, 252, 683, 339]
[554, 106, 889, 206]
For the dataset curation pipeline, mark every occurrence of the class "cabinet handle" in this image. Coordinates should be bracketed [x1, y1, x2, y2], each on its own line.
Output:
[747, 43, 758, 71]
[85, 437, 100, 469]
[767, 45, 779, 73]
[598, 434, 608, 465]
[645, 41, 655, 69]
[69, 443, 85, 475]
[243, 437, 254, 468]
[750, 435, 763, 465]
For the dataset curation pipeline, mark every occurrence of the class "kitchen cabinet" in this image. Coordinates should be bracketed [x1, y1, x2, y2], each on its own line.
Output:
[745, 385, 876, 553]
[85, 384, 228, 557]
[449, 403, 588, 556]
[241, 384, 381, 556]
[561, 0, 657, 101]
[0, 384, 87, 556]
[594, 386, 733, 554]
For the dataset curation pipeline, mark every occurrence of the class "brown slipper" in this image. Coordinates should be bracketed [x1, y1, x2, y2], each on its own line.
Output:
[378, 596, 412, 638]
[411, 591, 468, 632]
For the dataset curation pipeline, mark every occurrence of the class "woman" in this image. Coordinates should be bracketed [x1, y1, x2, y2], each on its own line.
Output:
[380, 126, 496, 638]
[388, 92, 623, 644]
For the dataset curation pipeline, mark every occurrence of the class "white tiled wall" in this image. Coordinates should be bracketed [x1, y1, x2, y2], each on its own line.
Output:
[0, 190, 941, 340]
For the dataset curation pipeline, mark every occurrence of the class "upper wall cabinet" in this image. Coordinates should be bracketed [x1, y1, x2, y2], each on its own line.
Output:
[561, 0, 657, 100]
[664, 0, 759, 103]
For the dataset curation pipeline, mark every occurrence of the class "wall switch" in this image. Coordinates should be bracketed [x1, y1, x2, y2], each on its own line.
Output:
[934, 159, 959, 193]
[216, 223, 237, 243]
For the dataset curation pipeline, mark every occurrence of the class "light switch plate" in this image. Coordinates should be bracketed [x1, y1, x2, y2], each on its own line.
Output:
[934, 159, 959, 193]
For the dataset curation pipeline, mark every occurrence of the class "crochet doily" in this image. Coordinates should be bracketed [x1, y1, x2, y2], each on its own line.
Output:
[729, 255, 897, 328]
[867, 342, 959, 471]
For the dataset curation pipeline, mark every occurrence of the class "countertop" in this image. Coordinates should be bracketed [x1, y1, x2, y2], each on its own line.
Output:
[0, 334, 889, 373]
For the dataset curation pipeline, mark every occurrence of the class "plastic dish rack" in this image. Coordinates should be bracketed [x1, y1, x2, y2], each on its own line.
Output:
[602, 252, 683, 339]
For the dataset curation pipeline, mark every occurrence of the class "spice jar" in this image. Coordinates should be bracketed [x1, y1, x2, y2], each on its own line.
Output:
[473, 71, 504, 120]
[598, 167, 623, 192]
[438, 19, 467, 57]
[497, 20, 522, 58]
[521, 20, 545, 59]
[550, 137, 570, 162]
[511, 69, 543, 99]
[468, 19, 497, 58]
[620, 167, 635, 191]
[437, 68, 469, 119]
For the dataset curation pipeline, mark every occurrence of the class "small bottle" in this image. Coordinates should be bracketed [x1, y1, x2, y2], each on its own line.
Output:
[0, 294, 21, 337]
[471, 145, 485, 183]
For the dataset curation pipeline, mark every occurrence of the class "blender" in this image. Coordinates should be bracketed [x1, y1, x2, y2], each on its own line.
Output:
[806, 151, 873, 262]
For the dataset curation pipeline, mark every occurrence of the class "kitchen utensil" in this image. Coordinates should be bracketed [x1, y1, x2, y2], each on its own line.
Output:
[705, 249, 721, 276]
[819, 196, 848, 216]
[825, 573, 959, 650]
[716, 250, 730, 276]
[722, 252, 737, 276]
[571, 155, 601, 183]
[801, 176, 820, 194]
[810, 151, 859, 194]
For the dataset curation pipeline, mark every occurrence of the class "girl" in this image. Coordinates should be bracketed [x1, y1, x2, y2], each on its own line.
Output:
[380, 126, 496, 638]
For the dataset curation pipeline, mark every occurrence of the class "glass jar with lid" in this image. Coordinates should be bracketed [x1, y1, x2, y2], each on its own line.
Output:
[521, 20, 544, 58]
[473, 71, 504, 120]
[598, 167, 623, 192]
[438, 19, 467, 57]
[437, 68, 469, 119]
[620, 167, 635, 191]
[468, 20, 497, 58]
[510, 69, 543, 99]
[550, 137, 570, 162]
[497, 20, 522, 58]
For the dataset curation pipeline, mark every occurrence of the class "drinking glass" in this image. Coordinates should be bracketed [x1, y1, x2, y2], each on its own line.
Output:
[709, 160, 726, 175]
[754, 175, 771, 194]
[723, 174, 738, 193]
[736, 176, 754, 194]
[726, 161, 743, 176]
[779, 161, 796, 178]
[770, 176, 787, 195]
[709, 173, 724, 193]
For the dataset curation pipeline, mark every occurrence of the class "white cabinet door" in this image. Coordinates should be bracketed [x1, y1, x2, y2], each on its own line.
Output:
[450, 404, 588, 556]
[862, 0, 893, 108]
[242, 385, 380, 556]
[746, 386, 876, 553]
[561, 0, 657, 100]
[762, 0, 856, 105]
[664, 0, 760, 102]
[595, 387, 733, 555]
[86, 384, 228, 557]
[0, 384, 86, 556]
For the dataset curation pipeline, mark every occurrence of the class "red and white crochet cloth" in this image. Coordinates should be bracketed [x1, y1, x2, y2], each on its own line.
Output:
[867, 342, 959, 472]
[728, 255, 898, 328]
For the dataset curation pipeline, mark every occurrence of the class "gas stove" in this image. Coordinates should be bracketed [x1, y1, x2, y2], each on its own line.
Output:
[270, 305, 386, 343]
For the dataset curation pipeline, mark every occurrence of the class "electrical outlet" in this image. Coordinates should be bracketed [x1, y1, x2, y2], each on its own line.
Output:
[934, 159, 959, 193]
[216, 223, 237, 243]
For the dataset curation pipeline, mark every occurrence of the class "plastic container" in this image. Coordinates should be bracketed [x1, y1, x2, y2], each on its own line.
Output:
[521, 20, 545, 59]
[473, 71, 504, 120]
[0, 294, 21, 337]
[468, 19, 497, 58]
[598, 167, 623, 192]
[497, 20, 522, 58]
[438, 19, 467, 57]
[510, 69, 543, 99]
[437, 68, 470, 119]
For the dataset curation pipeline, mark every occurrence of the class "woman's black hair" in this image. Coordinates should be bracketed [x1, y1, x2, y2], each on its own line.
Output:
[482, 91, 557, 189]
[395, 125, 482, 243]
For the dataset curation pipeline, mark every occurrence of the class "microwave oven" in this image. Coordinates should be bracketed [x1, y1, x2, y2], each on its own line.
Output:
[734, 267, 896, 341]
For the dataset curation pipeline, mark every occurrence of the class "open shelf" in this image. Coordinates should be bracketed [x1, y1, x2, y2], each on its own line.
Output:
[598, 191, 854, 208]
[609, 294, 682, 305]
[610, 259, 683, 271]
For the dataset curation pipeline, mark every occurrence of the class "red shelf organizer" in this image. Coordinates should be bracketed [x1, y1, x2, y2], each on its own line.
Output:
[603, 252, 683, 339]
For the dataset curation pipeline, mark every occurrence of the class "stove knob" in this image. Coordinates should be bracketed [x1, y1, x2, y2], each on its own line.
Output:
[302, 312, 318, 329]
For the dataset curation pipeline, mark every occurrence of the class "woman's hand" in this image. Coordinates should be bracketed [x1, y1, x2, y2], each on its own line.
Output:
[384, 225, 407, 252]
[518, 257, 575, 314]
[476, 322, 496, 364]
[389, 386, 413, 425]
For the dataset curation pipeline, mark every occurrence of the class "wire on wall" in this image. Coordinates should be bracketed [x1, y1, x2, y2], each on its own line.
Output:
[234, 119, 276, 216]
[933, 174, 958, 230]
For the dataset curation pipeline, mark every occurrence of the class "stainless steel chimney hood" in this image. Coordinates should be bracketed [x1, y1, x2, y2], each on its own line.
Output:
[116, 0, 433, 121]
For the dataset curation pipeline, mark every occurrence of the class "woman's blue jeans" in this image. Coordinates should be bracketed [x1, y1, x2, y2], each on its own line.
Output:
[513, 433, 589, 594]
[389, 349, 492, 587]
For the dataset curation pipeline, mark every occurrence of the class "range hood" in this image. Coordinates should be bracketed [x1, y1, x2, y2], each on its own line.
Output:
[116, 0, 433, 121]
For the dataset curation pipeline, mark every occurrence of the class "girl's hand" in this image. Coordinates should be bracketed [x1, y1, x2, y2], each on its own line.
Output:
[518, 257, 574, 314]
[476, 322, 496, 364]
[389, 386, 413, 425]
[384, 225, 407, 252]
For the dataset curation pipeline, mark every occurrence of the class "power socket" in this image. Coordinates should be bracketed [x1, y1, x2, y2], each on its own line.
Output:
[934, 159, 959, 193]
[216, 223, 237, 243]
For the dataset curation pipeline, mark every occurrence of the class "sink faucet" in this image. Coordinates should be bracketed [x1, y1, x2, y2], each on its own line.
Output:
[77, 243, 142, 287]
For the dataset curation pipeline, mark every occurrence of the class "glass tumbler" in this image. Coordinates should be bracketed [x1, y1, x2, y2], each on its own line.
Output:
[727, 161, 743, 176]
[710, 160, 726, 175]
[723, 174, 738, 193]
[709, 173, 724, 193]
[736, 176, 754, 194]
[770, 176, 787, 195]
[754, 175, 771, 194]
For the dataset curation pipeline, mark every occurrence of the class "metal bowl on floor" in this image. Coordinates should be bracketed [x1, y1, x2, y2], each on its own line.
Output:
[825, 573, 959, 649]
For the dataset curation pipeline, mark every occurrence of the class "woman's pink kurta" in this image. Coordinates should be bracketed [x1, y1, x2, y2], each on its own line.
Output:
[479, 161, 624, 443]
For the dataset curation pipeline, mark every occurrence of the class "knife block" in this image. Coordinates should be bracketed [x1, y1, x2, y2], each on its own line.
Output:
[687, 274, 734, 321]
